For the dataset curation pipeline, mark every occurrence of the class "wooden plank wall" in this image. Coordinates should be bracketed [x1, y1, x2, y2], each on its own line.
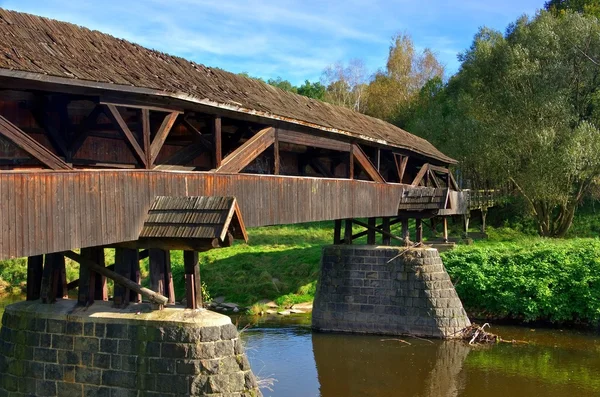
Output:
[0, 170, 405, 260]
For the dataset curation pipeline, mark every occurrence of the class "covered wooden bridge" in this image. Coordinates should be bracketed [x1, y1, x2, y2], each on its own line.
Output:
[0, 9, 466, 308]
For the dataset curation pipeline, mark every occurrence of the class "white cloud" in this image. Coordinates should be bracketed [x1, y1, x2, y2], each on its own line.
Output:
[1, 0, 544, 82]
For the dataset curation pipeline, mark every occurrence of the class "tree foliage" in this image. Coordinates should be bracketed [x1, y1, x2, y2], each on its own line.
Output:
[545, 0, 600, 18]
[320, 59, 369, 112]
[409, 11, 600, 237]
[364, 34, 444, 125]
[297, 80, 326, 100]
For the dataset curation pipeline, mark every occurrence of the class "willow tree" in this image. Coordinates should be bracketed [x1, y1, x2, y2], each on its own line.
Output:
[442, 11, 600, 237]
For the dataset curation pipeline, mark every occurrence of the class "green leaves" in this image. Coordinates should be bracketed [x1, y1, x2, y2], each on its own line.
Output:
[410, 11, 600, 236]
[443, 239, 600, 323]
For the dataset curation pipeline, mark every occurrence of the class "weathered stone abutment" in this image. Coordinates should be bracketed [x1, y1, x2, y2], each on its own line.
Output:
[312, 246, 470, 338]
[0, 300, 261, 396]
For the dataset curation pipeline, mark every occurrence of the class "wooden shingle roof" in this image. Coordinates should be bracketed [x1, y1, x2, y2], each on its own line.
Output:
[140, 196, 247, 244]
[0, 8, 455, 164]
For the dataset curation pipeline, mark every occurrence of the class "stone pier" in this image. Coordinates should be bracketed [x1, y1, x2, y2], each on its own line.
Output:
[312, 246, 470, 338]
[0, 300, 261, 397]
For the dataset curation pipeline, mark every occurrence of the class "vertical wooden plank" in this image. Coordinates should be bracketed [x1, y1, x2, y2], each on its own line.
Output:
[443, 217, 449, 242]
[41, 253, 64, 303]
[367, 217, 376, 245]
[349, 146, 354, 180]
[382, 217, 391, 245]
[344, 219, 353, 245]
[416, 218, 423, 243]
[142, 108, 152, 168]
[184, 251, 202, 309]
[130, 254, 142, 303]
[213, 116, 222, 168]
[401, 218, 409, 240]
[333, 219, 342, 245]
[114, 248, 137, 307]
[274, 129, 280, 175]
[78, 249, 92, 305]
[0, 174, 5, 258]
[149, 248, 166, 297]
[164, 251, 175, 305]
[26, 255, 43, 301]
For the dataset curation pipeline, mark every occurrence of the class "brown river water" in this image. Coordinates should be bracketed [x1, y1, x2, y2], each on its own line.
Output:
[2, 298, 599, 397]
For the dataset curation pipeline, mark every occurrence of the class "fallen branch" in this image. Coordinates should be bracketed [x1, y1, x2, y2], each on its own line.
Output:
[455, 323, 529, 345]
[380, 338, 412, 345]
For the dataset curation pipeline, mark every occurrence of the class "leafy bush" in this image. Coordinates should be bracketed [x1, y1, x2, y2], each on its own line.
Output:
[442, 239, 600, 324]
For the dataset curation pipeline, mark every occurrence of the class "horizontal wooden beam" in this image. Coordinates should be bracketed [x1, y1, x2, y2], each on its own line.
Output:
[278, 129, 351, 152]
[0, 115, 72, 170]
[215, 127, 275, 173]
[352, 144, 385, 183]
[428, 164, 449, 174]
[100, 100, 184, 114]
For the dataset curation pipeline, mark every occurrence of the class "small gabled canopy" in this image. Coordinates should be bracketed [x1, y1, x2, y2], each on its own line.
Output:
[132, 196, 247, 251]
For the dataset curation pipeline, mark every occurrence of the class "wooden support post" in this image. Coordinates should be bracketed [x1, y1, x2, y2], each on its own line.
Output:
[481, 208, 488, 233]
[416, 219, 423, 243]
[142, 108, 152, 169]
[184, 251, 203, 309]
[333, 220, 342, 245]
[79, 247, 106, 305]
[344, 219, 353, 245]
[41, 253, 67, 303]
[401, 218, 409, 241]
[274, 129, 280, 175]
[63, 251, 168, 306]
[443, 217, 449, 243]
[114, 248, 138, 307]
[164, 253, 175, 305]
[131, 254, 142, 304]
[349, 146, 354, 179]
[367, 218, 376, 245]
[26, 255, 43, 301]
[149, 249, 174, 305]
[213, 116, 222, 168]
[463, 213, 471, 238]
[40, 255, 54, 303]
[149, 249, 165, 296]
[382, 218, 391, 245]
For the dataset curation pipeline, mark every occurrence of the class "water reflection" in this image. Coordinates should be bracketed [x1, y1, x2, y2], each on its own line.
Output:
[241, 316, 600, 397]
[313, 333, 469, 397]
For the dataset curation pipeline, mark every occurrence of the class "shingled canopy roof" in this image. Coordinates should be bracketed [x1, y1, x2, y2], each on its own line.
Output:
[0, 8, 455, 164]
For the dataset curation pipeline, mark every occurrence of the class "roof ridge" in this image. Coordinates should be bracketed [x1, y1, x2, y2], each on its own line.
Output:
[0, 7, 455, 163]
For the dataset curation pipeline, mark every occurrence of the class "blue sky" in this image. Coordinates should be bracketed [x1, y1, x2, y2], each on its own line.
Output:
[2, 0, 542, 85]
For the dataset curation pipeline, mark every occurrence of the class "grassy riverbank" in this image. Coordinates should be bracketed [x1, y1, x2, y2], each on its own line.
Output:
[1, 218, 600, 325]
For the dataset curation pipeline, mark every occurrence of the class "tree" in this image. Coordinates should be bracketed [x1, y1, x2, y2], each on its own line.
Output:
[545, 0, 600, 18]
[410, 11, 600, 237]
[320, 59, 369, 112]
[364, 33, 444, 126]
[297, 80, 326, 100]
[266, 77, 298, 94]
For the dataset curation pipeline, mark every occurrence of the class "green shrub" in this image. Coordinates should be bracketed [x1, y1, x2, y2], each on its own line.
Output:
[442, 239, 600, 324]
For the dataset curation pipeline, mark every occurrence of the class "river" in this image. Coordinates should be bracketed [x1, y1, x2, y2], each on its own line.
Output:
[1, 297, 599, 396]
